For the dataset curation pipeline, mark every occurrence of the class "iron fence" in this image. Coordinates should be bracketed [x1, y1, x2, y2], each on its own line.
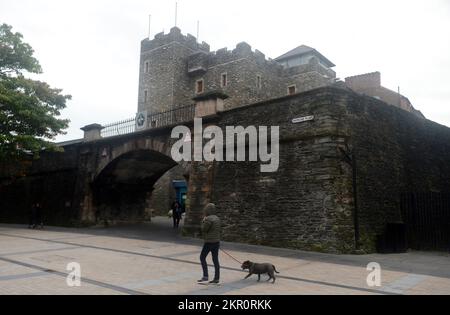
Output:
[100, 104, 195, 138]
[401, 192, 450, 251]
[147, 104, 195, 129]
[101, 118, 136, 138]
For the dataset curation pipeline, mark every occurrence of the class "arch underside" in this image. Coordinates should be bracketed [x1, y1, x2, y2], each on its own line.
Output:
[92, 150, 178, 224]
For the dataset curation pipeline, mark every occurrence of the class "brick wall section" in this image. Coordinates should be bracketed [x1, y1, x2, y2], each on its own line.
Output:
[196, 89, 356, 253]
[345, 72, 424, 118]
[184, 87, 450, 253]
[138, 27, 210, 113]
[345, 72, 381, 91]
[148, 164, 188, 216]
[190, 46, 336, 111]
[0, 145, 82, 226]
[343, 90, 450, 250]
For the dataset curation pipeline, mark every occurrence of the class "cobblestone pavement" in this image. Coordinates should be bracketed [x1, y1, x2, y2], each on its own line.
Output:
[0, 218, 449, 295]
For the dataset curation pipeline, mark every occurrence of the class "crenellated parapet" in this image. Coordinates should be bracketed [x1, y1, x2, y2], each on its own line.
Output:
[138, 27, 336, 114]
[141, 26, 210, 54]
[187, 41, 284, 74]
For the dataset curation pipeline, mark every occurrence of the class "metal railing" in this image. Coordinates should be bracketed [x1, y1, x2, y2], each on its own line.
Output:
[147, 104, 195, 129]
[101, 118, 136, 138]
[100, 104, 196, 138]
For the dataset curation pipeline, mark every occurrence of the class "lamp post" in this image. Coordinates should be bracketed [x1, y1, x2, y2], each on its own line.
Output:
[339, 146, 360, 251]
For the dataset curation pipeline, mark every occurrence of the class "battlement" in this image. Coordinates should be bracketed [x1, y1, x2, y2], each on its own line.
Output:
[138, 27, 337, 114]
[187, 41, 283, 74]
[212, 42, 282, 69]
[345, 72, 381, 90]
[344, 71, 424, 118]
[141, 26, 210, 53]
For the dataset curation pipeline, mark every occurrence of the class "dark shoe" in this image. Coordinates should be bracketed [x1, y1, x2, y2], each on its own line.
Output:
[197, 277, 208, 283]
[209, 279, 220, 285]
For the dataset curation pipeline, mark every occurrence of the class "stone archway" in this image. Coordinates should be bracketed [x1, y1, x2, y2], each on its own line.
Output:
[91, 149, 181, 225]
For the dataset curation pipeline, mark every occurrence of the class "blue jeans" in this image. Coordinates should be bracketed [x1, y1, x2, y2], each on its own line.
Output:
[200, 242, 220, 280]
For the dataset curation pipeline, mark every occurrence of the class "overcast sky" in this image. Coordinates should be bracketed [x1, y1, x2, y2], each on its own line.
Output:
[1, 0, 450, 141]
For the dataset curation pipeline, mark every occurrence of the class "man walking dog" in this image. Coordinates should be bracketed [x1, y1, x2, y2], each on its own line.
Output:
[198, 203, 221, 285]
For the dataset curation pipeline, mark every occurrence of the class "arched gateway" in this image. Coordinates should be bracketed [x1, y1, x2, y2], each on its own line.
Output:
[2, 87, 450, 253]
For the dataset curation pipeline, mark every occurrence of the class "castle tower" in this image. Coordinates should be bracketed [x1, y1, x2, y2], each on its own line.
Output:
[137, 27, 210, 114]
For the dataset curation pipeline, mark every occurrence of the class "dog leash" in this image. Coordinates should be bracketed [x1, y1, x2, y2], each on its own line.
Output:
[220, 248, 242, 265]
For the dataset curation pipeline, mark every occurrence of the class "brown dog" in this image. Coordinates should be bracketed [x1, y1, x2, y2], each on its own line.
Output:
[241, 260, 280, 283]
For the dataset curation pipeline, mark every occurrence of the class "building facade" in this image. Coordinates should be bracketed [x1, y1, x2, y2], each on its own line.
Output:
[138, 27, 339, 216]
[137, 27, 336, 114]
[345, 72, 424, 118]
[2, 86, 450, 253]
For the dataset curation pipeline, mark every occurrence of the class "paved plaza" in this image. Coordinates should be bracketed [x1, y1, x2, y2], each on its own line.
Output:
[0, 217, 449, 295]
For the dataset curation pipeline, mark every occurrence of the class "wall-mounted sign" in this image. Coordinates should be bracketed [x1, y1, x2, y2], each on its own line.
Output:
[135, 111, 148, 130]
[292, 115, 315, 124]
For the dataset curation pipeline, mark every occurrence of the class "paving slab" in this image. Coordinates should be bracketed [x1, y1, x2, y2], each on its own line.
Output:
[0, 218, 449, 295]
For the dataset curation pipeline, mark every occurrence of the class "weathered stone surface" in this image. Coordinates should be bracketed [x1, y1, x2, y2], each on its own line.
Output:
[137, 29, 336, 114]
[343, 90, 450, 251]
[149, 163, 189, 217]
[0, 146, 81, 226]
[345, 72, 424, 118]
[1, 87, 450, 254]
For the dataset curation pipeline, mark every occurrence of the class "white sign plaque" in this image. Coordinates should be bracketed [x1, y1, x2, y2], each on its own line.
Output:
[292, 115, 315, 124]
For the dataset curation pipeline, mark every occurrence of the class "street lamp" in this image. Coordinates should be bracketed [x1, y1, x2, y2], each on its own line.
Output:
[339, 145, 361, 251]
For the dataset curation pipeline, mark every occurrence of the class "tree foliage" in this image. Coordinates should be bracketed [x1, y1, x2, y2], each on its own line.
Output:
[0, 23, 71, 161]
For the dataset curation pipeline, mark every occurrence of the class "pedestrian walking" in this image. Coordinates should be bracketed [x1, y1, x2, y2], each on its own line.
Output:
[171, 201, 182, 228]
[198, 203, 221, 285]
[28, 202, 43, 229]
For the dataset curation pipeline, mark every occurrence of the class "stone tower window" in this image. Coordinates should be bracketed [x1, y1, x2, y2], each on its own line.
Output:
[288, 85, 297, 95]
[257, 75, 262, 89]
[145, 61, 149, 74]
[196, 79, 204, 94]
[221, 73, 228, 88]
[144, 90, 148, 103]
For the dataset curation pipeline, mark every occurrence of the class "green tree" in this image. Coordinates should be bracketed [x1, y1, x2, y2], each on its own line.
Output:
[0, 23, 71, 161]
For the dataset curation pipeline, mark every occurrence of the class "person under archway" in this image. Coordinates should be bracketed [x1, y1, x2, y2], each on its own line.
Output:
[171, 201, 182, 228]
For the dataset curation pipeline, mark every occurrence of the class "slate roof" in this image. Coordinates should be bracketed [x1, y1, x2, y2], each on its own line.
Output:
[275, 45, 335, 67]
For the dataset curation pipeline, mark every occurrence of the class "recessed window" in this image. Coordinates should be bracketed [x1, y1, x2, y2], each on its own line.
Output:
[196, 79, 204, 94]
[256, 75, 262, 89]
[288, 85, 296, 95]
[144, 90, 148, 102]
[221, 73, 228, 88]
[145, 61, 149, 73]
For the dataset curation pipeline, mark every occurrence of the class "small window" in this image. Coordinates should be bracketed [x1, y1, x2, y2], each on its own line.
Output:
[256, 75, 262, 89]
[145, 61, 149, 73]
[288, 85, 296, 95]
[221, 73, 228, 87]
[196, 79, 204, 94]
[144, 90, 148, 102]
